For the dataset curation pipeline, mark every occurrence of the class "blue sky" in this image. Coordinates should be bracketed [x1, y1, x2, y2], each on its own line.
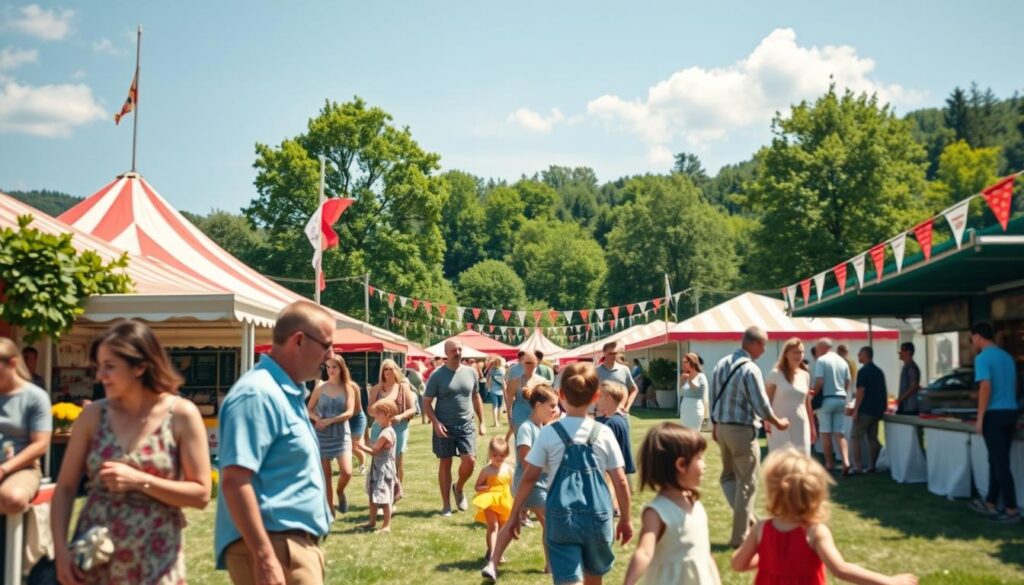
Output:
[0, 1, 1020, 214]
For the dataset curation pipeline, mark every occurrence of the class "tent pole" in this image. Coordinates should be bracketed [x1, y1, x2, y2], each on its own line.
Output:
[868, 318, 874, 348]
[314, 156, 326, 305]
[364, 272, 371, 324]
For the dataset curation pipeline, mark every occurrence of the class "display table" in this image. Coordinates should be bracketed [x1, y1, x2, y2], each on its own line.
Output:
[883, 419, 927, 483]
[969, 435, 1024, 507]
[924, 428, 972, 497]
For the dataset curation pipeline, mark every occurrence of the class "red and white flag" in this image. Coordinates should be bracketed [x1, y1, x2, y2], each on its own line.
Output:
[304, 198, 354, 290]
[114, 70, 138, 125]
[944, 200, 971, 250]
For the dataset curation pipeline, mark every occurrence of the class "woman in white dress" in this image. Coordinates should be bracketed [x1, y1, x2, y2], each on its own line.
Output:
[677, 353, 708, 431]
[765, 338, 815, 455]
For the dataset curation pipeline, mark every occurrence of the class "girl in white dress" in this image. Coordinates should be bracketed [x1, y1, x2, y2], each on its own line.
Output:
[624, 422, 720, 585]
[765, 338, 815, 455]
[677, 353, 708, 431]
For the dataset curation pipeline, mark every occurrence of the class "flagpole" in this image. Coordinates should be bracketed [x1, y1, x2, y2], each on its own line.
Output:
[314, 156, 326, 305]
[364, 272, 371, 322]
[130, 25, 142, 172]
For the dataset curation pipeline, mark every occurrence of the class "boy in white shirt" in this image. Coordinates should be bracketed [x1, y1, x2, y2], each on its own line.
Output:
[504, 362, 633, 585]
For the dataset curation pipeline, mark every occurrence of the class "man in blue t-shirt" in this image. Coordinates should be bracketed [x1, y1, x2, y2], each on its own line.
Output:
[968, 322, 1021, 523]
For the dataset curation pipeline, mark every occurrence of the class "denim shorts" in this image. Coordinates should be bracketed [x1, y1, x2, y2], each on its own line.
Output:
[489, 391, 504, 408]
[816, 398, 846, 433]
[545, 510, 614, 584]
[431, 421, 476, 458]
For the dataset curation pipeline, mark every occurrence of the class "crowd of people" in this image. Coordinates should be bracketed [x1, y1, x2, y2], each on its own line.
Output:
[0, 300, 1018, 583]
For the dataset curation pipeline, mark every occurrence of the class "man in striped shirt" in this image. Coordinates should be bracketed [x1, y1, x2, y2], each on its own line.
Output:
[710, 326, 790, 548]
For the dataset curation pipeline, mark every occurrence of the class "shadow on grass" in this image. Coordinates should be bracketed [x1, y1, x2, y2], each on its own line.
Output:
[435, 558, 488, 573]
[828, 471, 1024, 569]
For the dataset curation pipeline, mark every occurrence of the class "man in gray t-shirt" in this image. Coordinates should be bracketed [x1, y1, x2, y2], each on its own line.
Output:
[423, 340, 485, 516]
[0, 379, 52, 514]
[596, 341, 639, 413]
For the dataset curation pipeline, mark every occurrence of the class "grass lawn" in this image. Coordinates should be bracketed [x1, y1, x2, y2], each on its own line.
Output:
[180, 410, 1024, 584]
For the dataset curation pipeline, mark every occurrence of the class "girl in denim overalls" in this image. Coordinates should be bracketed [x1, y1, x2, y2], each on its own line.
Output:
[503, 362, 634, 585]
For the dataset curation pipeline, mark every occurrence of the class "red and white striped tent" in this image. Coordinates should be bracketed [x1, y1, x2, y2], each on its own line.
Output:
[556, 320, 671, 365]
[59, 172, 403, 342]
[518, 328, 565, 358]
[624, 293, 899, 380]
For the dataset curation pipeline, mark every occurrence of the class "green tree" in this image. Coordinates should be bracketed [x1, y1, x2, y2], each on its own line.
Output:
[439, 170, 487, 279]
[511, 219, 607, 309]
[672, 152, 710, 188]
[945, 87, 971, 145]
[744, 86, 927, 287]
[191, 210, 268, 267]
[513, 179, 559, 220]
[703, 159, 757, 213]
[5, 189, 82, 218]
[927, 140, 1002, 210]
[481, 186, 526, 260]
[457, 260, 527, 310]
[0, 215, 132, 342]
[604, 174, 739, 304]
[244, 97, 454, 324]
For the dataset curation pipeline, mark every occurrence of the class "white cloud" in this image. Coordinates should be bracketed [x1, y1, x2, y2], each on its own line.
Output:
[6, 4, 73, 41]
[507, 107, 564, 134]
[586, 28, 926, 154]
[92, 37, 119, 55]
[70, 69, 86, 80]
[0, 47, 37, 70]
[0, 80, 105, 137]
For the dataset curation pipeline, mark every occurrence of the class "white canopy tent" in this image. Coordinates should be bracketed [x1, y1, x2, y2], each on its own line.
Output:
[518, 328, 565, 357]
[556, 320, 671, 364]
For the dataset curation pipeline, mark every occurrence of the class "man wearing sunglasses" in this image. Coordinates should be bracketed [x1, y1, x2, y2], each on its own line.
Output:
[216, 301, 336, 585]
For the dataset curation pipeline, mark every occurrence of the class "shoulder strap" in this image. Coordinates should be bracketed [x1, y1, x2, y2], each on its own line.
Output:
[712, 358, 751, 416]
[551, 421, 573, 447]
[586, 420, 602, 445]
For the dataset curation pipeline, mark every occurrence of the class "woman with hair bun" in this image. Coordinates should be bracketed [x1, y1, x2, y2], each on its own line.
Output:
[51, 320, 211, 585]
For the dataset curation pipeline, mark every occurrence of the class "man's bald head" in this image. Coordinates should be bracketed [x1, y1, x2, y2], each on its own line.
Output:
[272, 301, 334, 346]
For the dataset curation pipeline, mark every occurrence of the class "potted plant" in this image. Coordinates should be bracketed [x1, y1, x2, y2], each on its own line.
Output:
[647, 358, 678, 410]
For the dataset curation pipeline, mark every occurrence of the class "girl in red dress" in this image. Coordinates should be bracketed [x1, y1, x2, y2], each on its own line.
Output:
[732, 449, 918, 585]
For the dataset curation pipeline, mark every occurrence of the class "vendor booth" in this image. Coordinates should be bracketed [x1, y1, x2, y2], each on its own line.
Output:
[557, 320, 672, 365]
[790, 199, 1024, 503]
[442, 330, 520, 360]
[255, 328, 407, 390]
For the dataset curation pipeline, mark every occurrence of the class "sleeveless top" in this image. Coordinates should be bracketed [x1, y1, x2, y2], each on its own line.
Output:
[641, 495, 719, 585]
[754, 521, 827, 585]
[74, 398, 186, 585]
[315, 387, 351, 456]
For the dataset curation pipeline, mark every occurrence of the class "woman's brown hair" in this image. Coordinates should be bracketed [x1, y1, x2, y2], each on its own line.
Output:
[0, 338, 31, 382]
[637, 422, 706, 500]
[89, 320, 183, 394]
[325, 356, 358, 392]
[559, 361, 599, 406]
[522, 383, 557, 407]
[683, 352, 702, 374]
[774, 337, 809, 384]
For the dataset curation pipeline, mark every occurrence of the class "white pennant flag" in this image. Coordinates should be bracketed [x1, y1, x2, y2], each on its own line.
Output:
[891, 232, 908, 272]
[785, 285, 797, 310]
[852, 254, 866, 288]
[563, 310, 574, 324]
[813, 272, 827, 302]
[455, 306, 465, 320]
[500, 326, 507, 334]
[673, 292, 683, 307]
[638, 301, 649, 313]
[485, 309, 495, 322]
[398, 296, 408, 308]
[376, 289, 385, 299]
[944, 200, 970, 249]
[516, 310, 527, 325]
[595, 308, 605, 321]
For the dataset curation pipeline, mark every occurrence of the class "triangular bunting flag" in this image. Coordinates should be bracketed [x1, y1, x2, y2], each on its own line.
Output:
[833, 263, 848, 295]
[502, 310, 512, 323]
[412, 299, 421, 311]
[780, 287, 789, 308]
[423, 301, 432, 315]
[455, 306, 465, 320]
[786, 285, 797, 310]
[982, 175, 1016, 230]
[626, 303, 636, 316]
[579, 309, 590, 322]
[548, 310, 558, 324]
[563, 310, 574, 325]
[387, 292, 396, 306]
[912, 219, 934, 261]
[813, 272, 827, 302]
[610, 306, 620, 320]
[472, 308, 481, 320]
[800, 279, 811, 304]
[637, 301, 648, 313]
[483, 309, 494, 322]
[516, 310, 527, 325]
[368, 285, 375, 298]
[489, 325, 495, 333]
[869, 244, 886, 282]
[944, 200, 971, 249]
[652, 297, 662, 310]
[438, 304, 447, 318]
[533, 310, 542, 325]
[891, 233, 908, 273]
[673, 292, 683, 307]
[852, 254, 866, 288]
[376, 288, 385, 299]
[595, 308, 605, 321]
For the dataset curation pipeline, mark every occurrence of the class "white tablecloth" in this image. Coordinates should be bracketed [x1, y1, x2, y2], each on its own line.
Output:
[969, 435, 1024, 506]
[924, 428, 972, 498]
[885, 422, 927, 483]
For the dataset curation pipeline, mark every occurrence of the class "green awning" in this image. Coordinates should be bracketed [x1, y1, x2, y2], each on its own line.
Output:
[792, 215, 1024, 318]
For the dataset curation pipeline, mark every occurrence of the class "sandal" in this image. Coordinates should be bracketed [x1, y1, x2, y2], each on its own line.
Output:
[969, 499, 998, 516]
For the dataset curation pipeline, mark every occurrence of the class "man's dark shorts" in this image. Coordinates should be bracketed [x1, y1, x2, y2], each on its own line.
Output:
[432, 420, 476, 458]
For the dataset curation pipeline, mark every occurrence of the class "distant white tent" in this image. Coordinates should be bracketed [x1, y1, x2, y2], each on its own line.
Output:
[424, 341, 487, 359]
[518, 328, 565, 357]
[556, 320, 671, 364]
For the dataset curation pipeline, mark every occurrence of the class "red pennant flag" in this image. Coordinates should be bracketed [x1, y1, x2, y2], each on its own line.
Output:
[502, 310, 512, 323]
[833, 263, 848, 295]
[913, 219, 934, 261]
[438, 304, 448, 317]
[412, 299, 421, 311]
[465, 323, 472, 330]
[800, 280, 811, 304]
[423, 301, 432, 315]
[387, 292, 395, 306]
[579, 309, 590, 322]
[548, 309, 558, 324]
[114, 70, 138, 125]
[489, 325, 495, 333]
[585, 323, 591, 332]
[780, 288, 788, 305]
[869, 244, 886, 281]
[610, 319, 617, 329]
[317, 273, 326, 291]
[610, 306, 620, 320]
[533, 310, 542, 325]
[626, 303, 635, 316]
[982, 175, 1016, 230]
[652, 298, 662, 310]
[472, 308, 481, 320]
[368, 285, 375, 298]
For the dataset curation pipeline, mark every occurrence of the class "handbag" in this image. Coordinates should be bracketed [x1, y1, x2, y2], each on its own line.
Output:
[811, 389, 824, 411]
[71, 526, 115, 572]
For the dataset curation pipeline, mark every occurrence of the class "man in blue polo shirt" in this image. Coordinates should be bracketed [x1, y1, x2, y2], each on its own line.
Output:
[216, 301, 335, 584]
[968, 321, 1021, 524]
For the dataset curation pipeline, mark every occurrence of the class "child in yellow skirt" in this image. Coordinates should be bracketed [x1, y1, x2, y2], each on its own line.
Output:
[473, 436, 514, 562]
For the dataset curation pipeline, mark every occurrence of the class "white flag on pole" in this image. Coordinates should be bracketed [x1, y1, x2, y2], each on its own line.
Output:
[944, 200, 971, 249]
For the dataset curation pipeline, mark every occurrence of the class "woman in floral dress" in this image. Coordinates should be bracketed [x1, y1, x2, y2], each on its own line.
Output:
[51, 321, 211, 584]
